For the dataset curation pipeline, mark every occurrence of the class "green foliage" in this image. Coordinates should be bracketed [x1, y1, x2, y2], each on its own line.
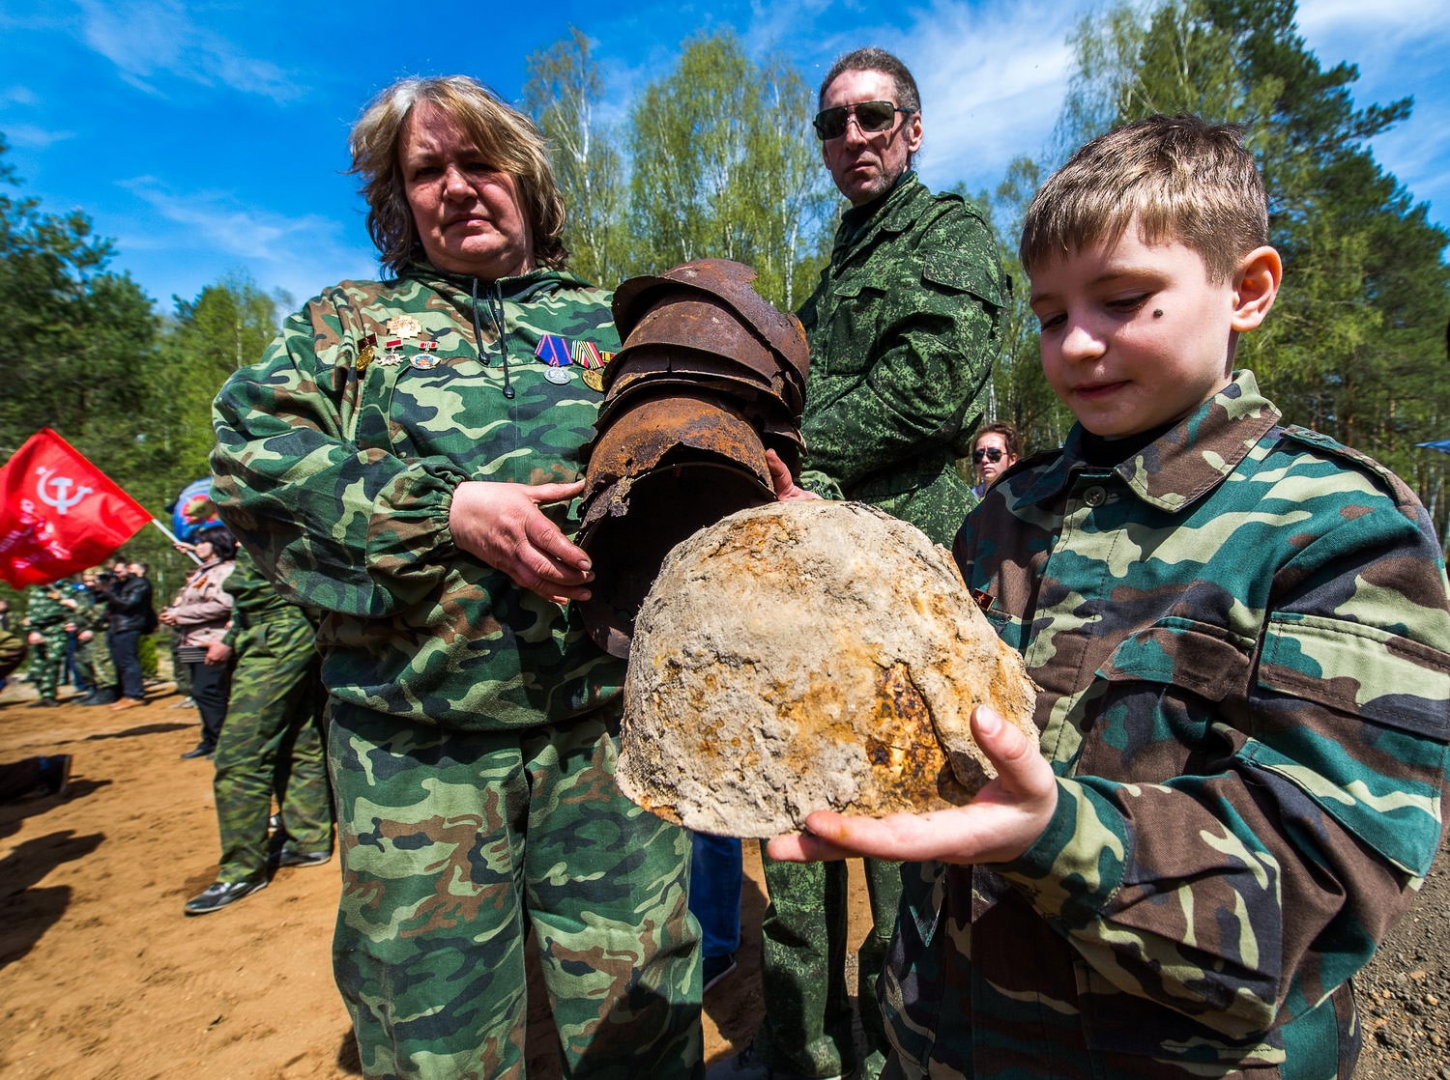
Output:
[523, 29, 833, 312]
[1043, 0, 1450, 535]
[138, 632, 158, 679]
[625, 31, 833, 309]
[523, 27, 630, 289]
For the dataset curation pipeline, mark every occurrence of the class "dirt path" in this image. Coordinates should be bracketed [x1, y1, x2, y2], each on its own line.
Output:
[0, 678, 1435, 1077]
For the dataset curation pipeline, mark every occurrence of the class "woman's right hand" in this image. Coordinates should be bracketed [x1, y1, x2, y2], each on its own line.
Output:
[448, 480, 595, 605]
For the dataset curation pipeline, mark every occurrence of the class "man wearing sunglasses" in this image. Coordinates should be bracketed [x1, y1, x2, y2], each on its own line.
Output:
[713, 46, 1007, 1080]
[969, 422, 1021, 499]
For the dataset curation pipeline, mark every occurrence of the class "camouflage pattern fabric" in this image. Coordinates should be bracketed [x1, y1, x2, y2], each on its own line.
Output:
[73, 588, 116, 690]
[211, 266, 697, 1076]
[171, 643, 193, 696]
[330, 704, 702, 1079]
[24, 586, 70, 700]
[0, 627, 26, 681]
[881, 371, 1450, 1079]
[796, 171, 1007, 547]
[755, 172, 1006, 1079]
[211, 265, 625, 733]
[756, 854, 901, 1078]
[212, 549, 329, 884]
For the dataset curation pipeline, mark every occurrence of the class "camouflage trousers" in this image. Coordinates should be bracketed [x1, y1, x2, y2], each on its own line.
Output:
[756, 851, 904, 1078]
[329, 704, 703, 1080]
[27, 631, 67, 700]
[212, 615, 330, 883]
[74, 631, 116, 690]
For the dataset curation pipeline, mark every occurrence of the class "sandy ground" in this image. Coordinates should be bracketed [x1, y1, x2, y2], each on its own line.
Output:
[0, 674, 1436, 1079]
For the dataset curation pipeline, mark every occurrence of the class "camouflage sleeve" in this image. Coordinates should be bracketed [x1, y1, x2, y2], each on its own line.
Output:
[992, 483, 1450, 1040]
[211, 294, 465, 618]
[801, 208, 1003, 488]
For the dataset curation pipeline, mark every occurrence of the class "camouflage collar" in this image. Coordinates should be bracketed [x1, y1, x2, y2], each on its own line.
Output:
[399, 262, 598, 304]
[1021, 370, 1283, 514]
[836, 171, 926, 249]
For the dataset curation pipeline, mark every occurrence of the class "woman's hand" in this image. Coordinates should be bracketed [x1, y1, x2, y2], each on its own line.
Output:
[448, 479, 595, 604]
[204, 641, 233, 667]
[158, 609, 179, 627]
[766, 705, 1057, 866]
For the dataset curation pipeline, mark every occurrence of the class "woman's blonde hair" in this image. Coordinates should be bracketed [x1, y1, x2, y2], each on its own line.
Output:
[349, 75, 567, 273]
[1020, 114, 1267, 283]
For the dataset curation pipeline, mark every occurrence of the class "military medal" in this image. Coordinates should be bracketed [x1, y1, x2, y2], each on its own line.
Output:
[536, 334, 574, 383]
[408, 340, 441, 370]
[375, 339, 406, 366]
[582, 368, 605, 392]
[385, 315, 422, 339]
[356, 333, 378, 374]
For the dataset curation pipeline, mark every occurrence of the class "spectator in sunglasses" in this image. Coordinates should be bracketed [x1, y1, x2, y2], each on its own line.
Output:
[715, 46, 1008, 1080]
[969, 422, 1020, 498]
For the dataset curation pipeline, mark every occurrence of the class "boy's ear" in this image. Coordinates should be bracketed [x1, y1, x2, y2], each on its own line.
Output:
[1231, 246, 1282, 332]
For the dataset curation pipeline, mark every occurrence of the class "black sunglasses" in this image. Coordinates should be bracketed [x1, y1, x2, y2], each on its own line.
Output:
[972, 447, 1005, 463]
[812, 100, 913, 141]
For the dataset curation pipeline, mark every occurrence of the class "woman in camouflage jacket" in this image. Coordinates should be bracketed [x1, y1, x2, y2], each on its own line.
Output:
[212, 76, 700, 1079]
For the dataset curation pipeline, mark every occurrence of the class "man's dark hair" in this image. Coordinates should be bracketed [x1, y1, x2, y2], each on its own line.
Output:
[818, 47, 921, 114]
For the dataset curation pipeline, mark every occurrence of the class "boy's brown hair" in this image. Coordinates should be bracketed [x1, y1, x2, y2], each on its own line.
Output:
[1019, 114, 1267, 283]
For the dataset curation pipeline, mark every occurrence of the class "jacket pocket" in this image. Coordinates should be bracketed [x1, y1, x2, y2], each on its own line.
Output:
[1077, 619, 1252, 783]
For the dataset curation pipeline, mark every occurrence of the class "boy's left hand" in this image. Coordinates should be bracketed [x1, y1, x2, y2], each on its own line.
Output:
[766, 705, 1057, 866]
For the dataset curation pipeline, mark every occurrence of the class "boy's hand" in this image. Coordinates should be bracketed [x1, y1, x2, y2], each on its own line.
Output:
[766, 705, 1057, 866]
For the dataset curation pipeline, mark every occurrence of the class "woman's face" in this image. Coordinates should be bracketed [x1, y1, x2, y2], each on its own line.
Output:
[400, 103, 534, 279]
[194, 541, 214, 562]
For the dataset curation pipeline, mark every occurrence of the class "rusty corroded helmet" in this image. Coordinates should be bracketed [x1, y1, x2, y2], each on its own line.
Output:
[612, 259, 809, 394]
[578, 260, 810, 656]
[578, 393, 775, 656]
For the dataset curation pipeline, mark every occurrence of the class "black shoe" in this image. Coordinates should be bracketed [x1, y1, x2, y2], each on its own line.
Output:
[81, 687, 118, 706]
[27, 697, 60, 708]
[703, 951, 738, 994]
[269, 846, 331, 869]
[184, 878, 268, 915]
[179, 744, 215, 760]
[36, 755, 72, 797]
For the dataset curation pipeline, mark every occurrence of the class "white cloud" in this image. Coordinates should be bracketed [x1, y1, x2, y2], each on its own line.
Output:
[891, 1, 1083, 192]
[76, 0, 303, 102]
[1, 123, 75, 149]
[112, 176, 377, 306]
[1, 85, 40, 106]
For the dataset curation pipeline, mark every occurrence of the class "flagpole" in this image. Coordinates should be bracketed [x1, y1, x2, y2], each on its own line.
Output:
[149, 518, 203, 565]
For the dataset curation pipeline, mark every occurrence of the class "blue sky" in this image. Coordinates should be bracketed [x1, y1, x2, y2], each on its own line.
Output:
[2, 0, 1447, 313]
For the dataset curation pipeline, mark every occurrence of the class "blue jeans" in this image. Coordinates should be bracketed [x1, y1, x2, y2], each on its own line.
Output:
[689, 832, 742, 959]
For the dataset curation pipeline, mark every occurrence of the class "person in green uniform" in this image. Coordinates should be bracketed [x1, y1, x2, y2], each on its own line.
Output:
[72, 569, 119, 706]
[211, 75, 701, 1079]
[22, 582, 71, 708]
[184, 546, 332, 915]
[716, 48, 1007, 1080]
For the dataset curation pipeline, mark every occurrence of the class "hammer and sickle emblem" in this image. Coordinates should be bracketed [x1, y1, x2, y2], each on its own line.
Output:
[34, 466, 92, 516]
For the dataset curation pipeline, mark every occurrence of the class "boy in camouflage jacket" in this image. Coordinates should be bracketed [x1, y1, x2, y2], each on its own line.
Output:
[768, 115, 1450, 1078]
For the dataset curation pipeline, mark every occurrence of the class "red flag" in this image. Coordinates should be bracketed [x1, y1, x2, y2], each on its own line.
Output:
[0, 428, 152, 588]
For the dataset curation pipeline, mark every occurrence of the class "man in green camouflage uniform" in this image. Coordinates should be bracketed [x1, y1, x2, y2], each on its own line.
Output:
[728, 49, 1007, 1080]
[72, 572, 118, 705]
[211, 76, 699, 1079]
[22, 583, 71, 707]
[184, 546, 332, 915]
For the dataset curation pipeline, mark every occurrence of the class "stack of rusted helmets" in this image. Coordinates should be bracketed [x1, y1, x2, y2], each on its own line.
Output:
[578, 259, 810, 657]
